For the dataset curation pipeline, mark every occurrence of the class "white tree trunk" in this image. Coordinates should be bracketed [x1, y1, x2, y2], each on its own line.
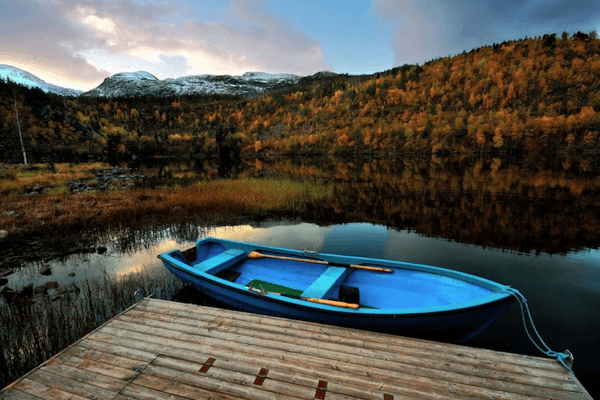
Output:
[12, 91, 27, 165]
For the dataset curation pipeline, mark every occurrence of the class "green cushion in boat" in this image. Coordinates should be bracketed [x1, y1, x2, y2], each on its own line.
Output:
[247, 280, 304, 297]
[246, 279, 377, 308]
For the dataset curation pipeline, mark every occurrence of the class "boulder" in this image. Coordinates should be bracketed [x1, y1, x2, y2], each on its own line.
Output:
[40, 265, 52, 275]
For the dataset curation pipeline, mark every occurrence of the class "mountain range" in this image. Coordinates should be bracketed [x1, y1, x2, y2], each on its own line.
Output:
[0, 64, 304, 98]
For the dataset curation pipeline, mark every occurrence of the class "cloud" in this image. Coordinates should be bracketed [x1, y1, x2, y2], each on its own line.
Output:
[370, 0, 600, 66]
[1, 0, 331, 90]
[0, 0, 109, 90]
[175, 0, 332, 75]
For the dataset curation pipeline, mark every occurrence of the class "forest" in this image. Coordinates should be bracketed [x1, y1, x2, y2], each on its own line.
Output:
[1, 31, 600, 164]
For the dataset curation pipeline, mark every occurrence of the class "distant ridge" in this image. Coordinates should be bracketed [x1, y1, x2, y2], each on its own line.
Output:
[82, 70, 302, 98]
[0, 65, 83, 97]
[0, 64, 308, 98]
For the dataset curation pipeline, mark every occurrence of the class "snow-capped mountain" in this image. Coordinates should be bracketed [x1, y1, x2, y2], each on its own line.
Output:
[0, 64, 313, 98]
[83, 71, 302, 98]
[0, 64, 83, 97]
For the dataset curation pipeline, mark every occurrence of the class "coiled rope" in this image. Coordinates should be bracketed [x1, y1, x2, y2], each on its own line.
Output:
[505, 287, 574, 373]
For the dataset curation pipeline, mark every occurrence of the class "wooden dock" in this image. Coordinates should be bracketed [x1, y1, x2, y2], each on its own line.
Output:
[1, 298, 592, 400]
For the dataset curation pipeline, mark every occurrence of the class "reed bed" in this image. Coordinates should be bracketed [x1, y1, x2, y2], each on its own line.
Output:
[0, 267, 183, 389]
[0, 178, 333, 238]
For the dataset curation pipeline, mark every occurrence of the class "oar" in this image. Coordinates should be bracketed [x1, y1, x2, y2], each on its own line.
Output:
[247, 251, 393, 273]
[248, 283, 359, 309]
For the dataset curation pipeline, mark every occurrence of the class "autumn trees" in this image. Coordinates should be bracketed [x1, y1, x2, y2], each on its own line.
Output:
[1, 32, 600, 164]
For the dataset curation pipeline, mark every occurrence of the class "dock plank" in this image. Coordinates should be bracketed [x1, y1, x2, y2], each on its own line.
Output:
[1, 298, 593, 400]
[102, 316, 580, 399]
[9, 378, 90, 400]
[120, 307, 574, 386]
[134, 298, 566, 372]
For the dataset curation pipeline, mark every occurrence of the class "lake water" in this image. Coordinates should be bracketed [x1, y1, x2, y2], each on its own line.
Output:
[3, 156, 600, 396]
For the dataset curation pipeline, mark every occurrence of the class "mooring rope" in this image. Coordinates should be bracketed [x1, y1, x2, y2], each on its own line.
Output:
[505, 287, 574, 373]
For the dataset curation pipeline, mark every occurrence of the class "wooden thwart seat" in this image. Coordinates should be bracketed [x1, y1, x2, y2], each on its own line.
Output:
[192, 249, 246, 275]
[301, 266, 353, 299]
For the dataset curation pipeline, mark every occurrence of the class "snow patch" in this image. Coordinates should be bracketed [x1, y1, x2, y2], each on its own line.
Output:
[0, 64, 83, 96]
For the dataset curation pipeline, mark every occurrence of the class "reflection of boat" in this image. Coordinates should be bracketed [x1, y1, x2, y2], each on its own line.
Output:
[158, 237, 514, 342]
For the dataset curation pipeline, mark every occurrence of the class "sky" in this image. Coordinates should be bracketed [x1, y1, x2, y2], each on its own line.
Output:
[1, 0, 599, 91]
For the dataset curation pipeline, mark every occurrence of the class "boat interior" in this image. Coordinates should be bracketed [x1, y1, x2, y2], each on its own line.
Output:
[165, 239, 496, 310]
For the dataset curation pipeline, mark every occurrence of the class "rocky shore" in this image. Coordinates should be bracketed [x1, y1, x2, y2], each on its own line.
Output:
[18, 167, 146, 195]
[69, 168, 146, 193]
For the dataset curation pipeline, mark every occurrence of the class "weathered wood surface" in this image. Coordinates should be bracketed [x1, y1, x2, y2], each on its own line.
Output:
[1, 298, 593, 399]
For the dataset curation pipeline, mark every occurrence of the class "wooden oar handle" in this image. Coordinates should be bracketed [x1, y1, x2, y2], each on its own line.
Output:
[304, 297, 360, 309]
[279, 293, 359, 309]
[330, 262, 392, 273]
[247, 251, 393, 273]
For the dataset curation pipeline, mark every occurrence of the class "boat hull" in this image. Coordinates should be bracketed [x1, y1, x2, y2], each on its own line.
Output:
[159, 237, 514, 342]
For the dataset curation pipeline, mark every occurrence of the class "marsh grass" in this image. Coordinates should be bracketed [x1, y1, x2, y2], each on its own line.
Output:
[0, 163, 105, 196]
[0, 267, 183, 389]
[0, 177, 333, 238]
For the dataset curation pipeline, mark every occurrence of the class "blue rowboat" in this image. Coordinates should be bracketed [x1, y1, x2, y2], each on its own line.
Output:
[158, 237, 514, 342]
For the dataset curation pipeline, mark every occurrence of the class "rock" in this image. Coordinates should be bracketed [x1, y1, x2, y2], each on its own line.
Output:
[0, 230, 8, 239]
[40, 266, 52, 275]
[44, 281, 60, 289]
[3, 210, 24, 218]
[173, 206, 184, 213]
[30, 184, 44, 194]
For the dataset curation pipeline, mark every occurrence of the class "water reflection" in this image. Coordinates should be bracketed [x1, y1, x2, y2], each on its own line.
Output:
[3, 220, 600, 396]
[129, 155, 600, 254]
[5, 238, 191, 291]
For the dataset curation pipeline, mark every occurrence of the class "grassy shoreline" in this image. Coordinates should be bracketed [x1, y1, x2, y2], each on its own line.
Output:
[0, 163, 333, 240]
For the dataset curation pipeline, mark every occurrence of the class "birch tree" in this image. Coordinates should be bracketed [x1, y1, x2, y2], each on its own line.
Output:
[12, 90, 27, 165]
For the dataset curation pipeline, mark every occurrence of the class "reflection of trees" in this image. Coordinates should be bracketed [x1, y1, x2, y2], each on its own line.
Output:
[263, 156, 600, 254]
[69, 155, 600, 255]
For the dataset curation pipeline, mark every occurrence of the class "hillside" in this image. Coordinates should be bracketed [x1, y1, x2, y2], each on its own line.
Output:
[1, 32, 599, 163]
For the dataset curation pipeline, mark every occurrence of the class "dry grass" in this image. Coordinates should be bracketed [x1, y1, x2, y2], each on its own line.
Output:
[0, 268, 183, 389]
[0, 177, 333, 238]
[0, 163, 105, 196]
